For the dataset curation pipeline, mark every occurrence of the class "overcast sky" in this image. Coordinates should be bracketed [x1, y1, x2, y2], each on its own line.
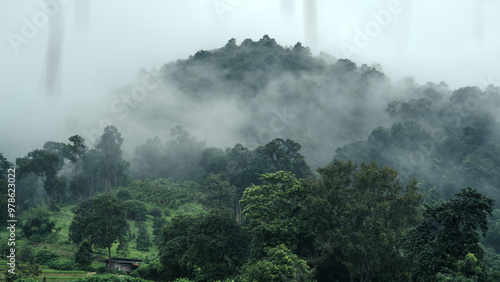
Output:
[1, 0, 499, 162]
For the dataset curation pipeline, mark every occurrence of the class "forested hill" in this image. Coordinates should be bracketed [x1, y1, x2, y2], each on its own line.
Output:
[117, 35, 394, 169]
[3, 35, 500, 281]
[119, 35, 500, 203]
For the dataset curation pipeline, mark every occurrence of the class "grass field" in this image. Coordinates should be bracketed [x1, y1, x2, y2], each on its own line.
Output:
[0, 200, 203, 281]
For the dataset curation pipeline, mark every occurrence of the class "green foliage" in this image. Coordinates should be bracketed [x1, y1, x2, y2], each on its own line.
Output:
[18, 245, 36, 264]
[75, 240, 94, 268]
[203, 174, 236, 210]
[19, 204, 56, 241]
[16, 149, 64, 201]
[240, 244, 314, 282]
[404, 187, 495, 281]
[122, 178, 201, 209]
[135, 221, 151, 251]
[152, 216, 166, 245]
[94, 125, 130, 192]
[303, 160, 423, 281]
[73, 274, 147, 281]
[69, 193, 127, 268]
[148, 206, 162, 217]
[240, 170, 308, 258]
[159, 209, 246, 281]
[256, 138, 312, 179]
[130, 257, 164, 281]
[34, 246, 59, 264]
[116, 189, 133, 201]
[125, 200, 148, 221]
[46, 258, 79, 270]
[483, 209, 500, 253]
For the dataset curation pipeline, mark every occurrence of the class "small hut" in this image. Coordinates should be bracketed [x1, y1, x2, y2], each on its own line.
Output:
[104, 257, 142, 273]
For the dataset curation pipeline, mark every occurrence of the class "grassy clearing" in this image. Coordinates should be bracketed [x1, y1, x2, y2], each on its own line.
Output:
[0, 200, 204, 281]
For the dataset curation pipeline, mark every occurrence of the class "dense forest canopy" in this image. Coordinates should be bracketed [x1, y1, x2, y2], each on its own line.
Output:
[2, 35, 500, 281]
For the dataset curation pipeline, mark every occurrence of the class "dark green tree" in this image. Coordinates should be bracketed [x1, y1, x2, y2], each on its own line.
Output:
[164, 126, 206, 181]
[94, 125, 129, 192]
[135, 221, 151, 251]
[16, 149, 64, 202]
[19, 204, 56, 242]
[403, 187, 495, 281]
[132, 136, 167, 180]
[303, 160, 422, 282]
[64, 135, 87, 202]
[240, 171, 308, 259]
[75, 240, 94, 268]
[240, 244, 314, 282]
[203, 174, 237, 211]
[159, 209, 246, 281]
[69, 193, 127, 268]
[125, 200, 148, 221]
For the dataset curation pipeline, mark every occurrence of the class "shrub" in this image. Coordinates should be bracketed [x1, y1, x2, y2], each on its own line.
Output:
[46, 258, 79, 270]
[130, 257, 164, 281]
[135, 222, 151, 251]
[148, 207, 162, 217]
[34, 247, 59, 265]
[116, 189, 133, 201]
[20, 205, 55, 241]
[125, 200, 148, 221]
[75, 241, 94, 268]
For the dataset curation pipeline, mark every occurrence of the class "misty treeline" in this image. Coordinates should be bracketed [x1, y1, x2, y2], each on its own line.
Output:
[2, 35, 500, 281]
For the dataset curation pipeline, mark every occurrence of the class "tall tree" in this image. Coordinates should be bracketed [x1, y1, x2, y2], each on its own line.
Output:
[240, 170, 309, 259]
[159, 209, 246, 281]
[64, 135, 87, 202]
[94, 126, 129, 192]
[164, 125, 205, 181]
[403, 187, 495, 281]
[303, 160, 422, 282]
[16, 149, 64, 202]
[69, 193, 127, 268]
[132, 136, 167, 180]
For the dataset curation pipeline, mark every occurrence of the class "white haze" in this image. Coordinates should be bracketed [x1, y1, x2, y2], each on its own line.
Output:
[1, 0, 500, 163]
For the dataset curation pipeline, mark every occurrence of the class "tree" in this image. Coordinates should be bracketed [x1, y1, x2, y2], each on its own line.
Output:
[203, 174, 236, 211]
[152, 216, 166, 245]
[240, 171, 308, 259]
[159, 209, 246, 281]
[303, 160, 422, 282]
[403, 187, 495, 281]
[16, 149, 64, 202]
[125, 200, 148, 221]
[240, 244, 314, 282]
[94, 125, 129, 192]
[69, 193, 127, 268]
[75, 240, 94, 268]
[19, 204, 56, 242]
[136, 221, 151, 251]
[164, 126, 205, 181]
[132, 136, 167, 180]
[255, 138, 312, 179]
[65, 135, 87, 202]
